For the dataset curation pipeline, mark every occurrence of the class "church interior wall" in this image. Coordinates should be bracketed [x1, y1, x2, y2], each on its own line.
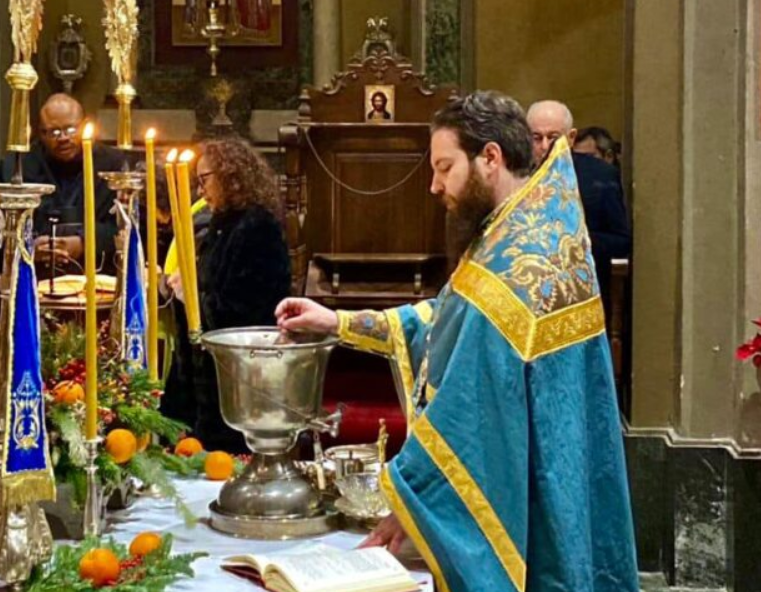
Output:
[474, 0, 625, 139]
[738, 0, 761, 448]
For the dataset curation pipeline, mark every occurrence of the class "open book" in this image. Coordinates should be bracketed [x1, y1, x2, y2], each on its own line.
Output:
[223, 543, 419, 592]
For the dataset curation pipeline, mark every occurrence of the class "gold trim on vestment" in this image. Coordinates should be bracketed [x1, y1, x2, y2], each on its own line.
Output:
[380, 468, 452, 592]
[452, 260, 605, 361]
[386, 309, 415, 427]
[413, 300, 434, 324]
[426, 383, 437, 402]
[336, 310, 393, 356]
[413, 414, 527, 592]
[485, 136, 571, 239]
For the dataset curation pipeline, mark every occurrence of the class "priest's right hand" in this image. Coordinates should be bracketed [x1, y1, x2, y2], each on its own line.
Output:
[275, 298, 338, 335]
[358, 515, 408, 555]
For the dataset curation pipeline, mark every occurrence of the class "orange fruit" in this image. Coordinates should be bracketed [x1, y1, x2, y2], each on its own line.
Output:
[105, 429, 138, 465]
[136, 432, 151, 452]
[52, 380, 84, 405]
[129, 531, 162, 557]
[79, 548, 121, 587]
[204, 451, 234, 481]
[174, 437, 204, 457]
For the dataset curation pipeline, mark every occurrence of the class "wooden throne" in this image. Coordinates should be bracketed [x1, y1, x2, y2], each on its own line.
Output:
[279, 20, 458, 452]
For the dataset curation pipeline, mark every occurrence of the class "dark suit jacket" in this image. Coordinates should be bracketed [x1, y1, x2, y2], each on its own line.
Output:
[2, 142, 124, 273]
[572, 152, 631, 321]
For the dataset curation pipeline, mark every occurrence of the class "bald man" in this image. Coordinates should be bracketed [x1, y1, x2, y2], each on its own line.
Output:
[526, 100, 577, 165]
[2, 93, 123, 273]
[527, 100, 630, 325]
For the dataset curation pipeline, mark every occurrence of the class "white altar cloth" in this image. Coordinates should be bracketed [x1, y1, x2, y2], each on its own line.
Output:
[106, 478, 434, 592]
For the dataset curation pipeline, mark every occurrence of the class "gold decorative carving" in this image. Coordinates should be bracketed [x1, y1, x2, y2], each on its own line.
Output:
[9, 0, 44, 63]
[103, 0, 138, 84]
[103, 0, 139, 149]
[5, 0, 45, 152]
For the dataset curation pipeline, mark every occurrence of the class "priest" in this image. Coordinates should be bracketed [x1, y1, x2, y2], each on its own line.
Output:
[276, 91, 638, 592]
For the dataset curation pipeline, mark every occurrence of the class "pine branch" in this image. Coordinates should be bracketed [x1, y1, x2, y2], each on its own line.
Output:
[50, 406, 87, 467]
[25, 534, 206, 592]
[115, 405, 188, 444]
[128, 454, 198, 527]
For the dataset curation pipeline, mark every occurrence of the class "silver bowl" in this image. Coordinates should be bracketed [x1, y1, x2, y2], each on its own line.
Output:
[335, 471, 390, 517]
[325, 444, 380, 479]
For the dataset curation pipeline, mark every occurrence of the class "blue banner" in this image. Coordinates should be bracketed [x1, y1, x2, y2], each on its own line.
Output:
[1, 214, 55, 504]
[124, 220, 148, 368]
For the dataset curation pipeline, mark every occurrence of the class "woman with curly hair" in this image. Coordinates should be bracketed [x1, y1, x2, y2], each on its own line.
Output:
[164, 138, 291, 452]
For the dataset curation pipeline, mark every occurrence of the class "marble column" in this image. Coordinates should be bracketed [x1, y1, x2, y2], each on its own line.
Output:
[410, 0, 427, 72]
[313, 0, 341, 89]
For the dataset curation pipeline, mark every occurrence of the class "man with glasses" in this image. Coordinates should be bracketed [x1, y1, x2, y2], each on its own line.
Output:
[1, 93, 123, 273]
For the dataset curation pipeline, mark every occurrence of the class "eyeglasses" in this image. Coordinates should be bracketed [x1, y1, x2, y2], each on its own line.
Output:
[40, 126, 80, 140]
[197, 171, 214, 188]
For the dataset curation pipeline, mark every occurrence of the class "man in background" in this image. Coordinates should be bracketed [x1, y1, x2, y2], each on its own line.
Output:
[2, 93, 123, 274]
[527, 100, 630, 322]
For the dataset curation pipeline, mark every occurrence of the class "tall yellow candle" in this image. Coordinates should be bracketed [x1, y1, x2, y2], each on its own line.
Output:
[82, 123, 98, 441]
[164, 149, 186, 282]
[176, 149, 201, 340]
[164, 150, 190, 333]
[144, 129, 159, 381]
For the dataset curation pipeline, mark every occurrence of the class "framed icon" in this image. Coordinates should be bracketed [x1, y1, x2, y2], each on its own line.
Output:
[365, 85, 395, 123]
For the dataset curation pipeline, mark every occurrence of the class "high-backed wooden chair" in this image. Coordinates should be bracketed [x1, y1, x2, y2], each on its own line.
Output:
[279, 23, 458, 452]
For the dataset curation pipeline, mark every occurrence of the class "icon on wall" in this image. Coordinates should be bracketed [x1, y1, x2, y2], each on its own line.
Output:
[365, 85, 395, 123]
[172, 0, 283, 47]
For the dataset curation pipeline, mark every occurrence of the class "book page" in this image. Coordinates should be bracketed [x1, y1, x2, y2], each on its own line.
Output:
[266, 547, 418, 592]
[224, 542, 340, 575]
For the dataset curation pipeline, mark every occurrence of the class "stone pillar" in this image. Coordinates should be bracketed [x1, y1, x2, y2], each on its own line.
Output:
[679, 0, 746, 440]
[627, 2, 761, 588]
[313, 0, 341, 88]
[630, 0, 683, 429]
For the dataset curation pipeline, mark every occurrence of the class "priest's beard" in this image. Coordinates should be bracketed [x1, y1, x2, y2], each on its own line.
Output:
[445, 168, 496, 269]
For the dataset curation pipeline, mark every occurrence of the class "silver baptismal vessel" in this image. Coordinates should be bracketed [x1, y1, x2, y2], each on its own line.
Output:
[201, 327, 342, 539]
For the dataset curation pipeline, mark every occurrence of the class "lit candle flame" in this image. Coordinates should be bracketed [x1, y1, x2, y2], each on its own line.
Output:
[179, 149, 195, 163]
[166, 148, 178, 163]
[145, 128, 156, 141]
[82, 122, 95, 141]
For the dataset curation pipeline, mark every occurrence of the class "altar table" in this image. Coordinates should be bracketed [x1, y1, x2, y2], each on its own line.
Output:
[106, 478, 434, 592]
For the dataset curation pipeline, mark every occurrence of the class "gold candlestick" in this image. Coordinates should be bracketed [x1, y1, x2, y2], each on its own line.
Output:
[103, 0, 139, 150]
[5, 0, 45, 153]
[377, 419, 388, 465]
[0, 2, 56, 587]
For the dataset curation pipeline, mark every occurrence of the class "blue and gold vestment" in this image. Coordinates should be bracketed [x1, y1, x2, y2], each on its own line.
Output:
[337, 138, 638, 592]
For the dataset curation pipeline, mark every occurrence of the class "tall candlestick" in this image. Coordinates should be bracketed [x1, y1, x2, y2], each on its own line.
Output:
[144, 129, 159, 381]
[176, 149, 201, 341]
[82, 122, 98, 441]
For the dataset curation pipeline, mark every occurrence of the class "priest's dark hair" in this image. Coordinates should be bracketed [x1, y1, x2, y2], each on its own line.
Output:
[431, 90, 533, 177]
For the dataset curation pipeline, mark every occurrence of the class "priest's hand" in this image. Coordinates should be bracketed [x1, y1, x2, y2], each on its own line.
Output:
[275, 298, 339, 334]
[358, 515, 408, 555]
[167, 271, 185, 303]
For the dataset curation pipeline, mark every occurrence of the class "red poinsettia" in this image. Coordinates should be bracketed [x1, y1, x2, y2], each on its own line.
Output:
[736, 318, 761, 367]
